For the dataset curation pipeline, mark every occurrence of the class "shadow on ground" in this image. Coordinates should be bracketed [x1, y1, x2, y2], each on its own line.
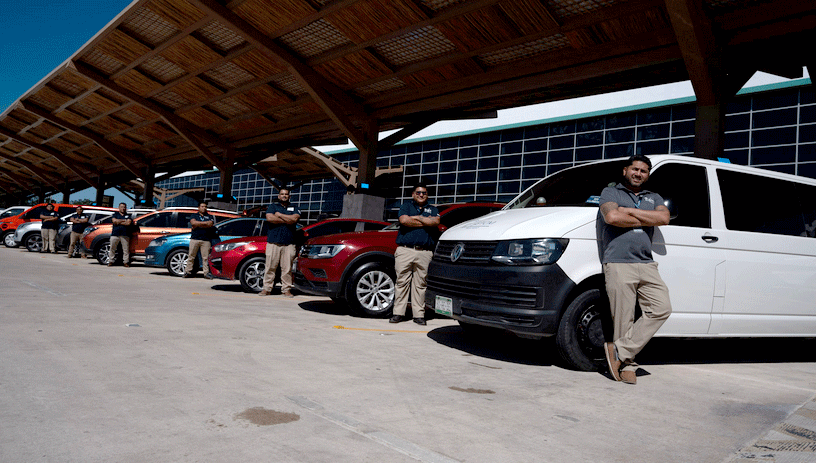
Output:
[427, 324, 816, 369]
[427, 325, 558, 367]
[639, 337, 816, 365]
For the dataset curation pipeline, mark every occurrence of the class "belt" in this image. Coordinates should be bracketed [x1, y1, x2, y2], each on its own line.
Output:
[400, 245, 432, 251]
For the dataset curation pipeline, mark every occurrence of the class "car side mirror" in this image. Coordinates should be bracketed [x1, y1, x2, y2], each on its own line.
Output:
[438, 225, 448, 233]
[663, 198, 678, 220]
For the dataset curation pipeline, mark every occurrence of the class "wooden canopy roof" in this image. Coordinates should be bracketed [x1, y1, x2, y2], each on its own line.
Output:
[0, 0, 813, 201]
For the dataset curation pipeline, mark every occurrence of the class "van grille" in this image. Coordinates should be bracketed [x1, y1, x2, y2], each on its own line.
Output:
[434, 241, 498, 264]
[428, 275, 538, 308]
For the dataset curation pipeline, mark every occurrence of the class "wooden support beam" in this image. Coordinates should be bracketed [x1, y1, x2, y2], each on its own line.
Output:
[190, 0, 371, 149]
[20, 102, 146, 178]
[0, 169, 40, 196]
[665, 0, 722, 105]
[0, 126, 98, 189]
[0, 151, 62, 190]
[356, 119, 379, 189]
[379, 121, 437, 150]
[69, 60, 229, 170]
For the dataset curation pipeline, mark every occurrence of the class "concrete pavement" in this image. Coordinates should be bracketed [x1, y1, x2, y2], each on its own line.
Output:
[1, 248, 815, 462]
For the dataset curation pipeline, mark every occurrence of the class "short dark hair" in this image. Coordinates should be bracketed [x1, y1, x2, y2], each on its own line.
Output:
[199, 201, 208, 207]
[278, 188, 291, 195]
[119, 202, 127, 207]
[412, 183, 429, 193]
[625, 154, 652, 170]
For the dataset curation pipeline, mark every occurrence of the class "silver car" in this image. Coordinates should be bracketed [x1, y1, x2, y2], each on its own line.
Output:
[14, 209, 115, 253]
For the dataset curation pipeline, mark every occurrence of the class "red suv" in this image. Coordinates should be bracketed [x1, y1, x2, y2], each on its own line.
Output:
[293, 203, 504, 317]
[208, 218, 390, 292]
[1, 203, 78, 248]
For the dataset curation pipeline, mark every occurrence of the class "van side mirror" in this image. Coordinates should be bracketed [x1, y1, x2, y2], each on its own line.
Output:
[663, 198, 678, 220]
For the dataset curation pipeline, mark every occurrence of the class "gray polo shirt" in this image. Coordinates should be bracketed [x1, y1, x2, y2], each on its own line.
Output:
[598, 183, 665, 264]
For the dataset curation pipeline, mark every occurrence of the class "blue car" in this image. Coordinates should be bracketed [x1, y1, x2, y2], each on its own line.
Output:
[144, 218, 267, 277]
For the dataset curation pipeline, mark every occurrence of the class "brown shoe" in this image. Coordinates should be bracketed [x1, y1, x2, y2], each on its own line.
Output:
[620, 370, 637, 385]
[258, 290, 272, 296]
[107, 263, 113, 267]
[123, 263, 130, 268]
[604, 342, 622, 381]
[282, 291, 294, 298]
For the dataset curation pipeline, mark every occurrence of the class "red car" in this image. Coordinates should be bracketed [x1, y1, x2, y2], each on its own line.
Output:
[208, 218, 390, 292]
[293, 203, 504, 317]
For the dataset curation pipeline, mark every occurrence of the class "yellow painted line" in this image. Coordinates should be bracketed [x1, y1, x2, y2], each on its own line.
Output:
[333, 325, 427, 333]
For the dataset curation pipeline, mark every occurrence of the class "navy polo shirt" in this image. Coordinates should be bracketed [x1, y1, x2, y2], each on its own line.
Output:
[266, 202, 301, 245]
[190, 213, 216, 240]
[69, 213, 91, 233]
[111, 212, 133, 237]
[395, 201, 439, 249]
[40, 210, 61, 230]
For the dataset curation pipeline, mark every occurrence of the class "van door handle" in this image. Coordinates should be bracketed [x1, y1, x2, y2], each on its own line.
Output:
[701, 234, 718, 243]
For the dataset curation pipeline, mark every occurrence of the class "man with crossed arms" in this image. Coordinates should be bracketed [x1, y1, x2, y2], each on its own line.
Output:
[599, 154, 672, 385]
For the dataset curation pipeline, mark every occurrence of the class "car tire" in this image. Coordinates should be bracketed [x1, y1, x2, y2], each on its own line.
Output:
[95, 240, 119, 265]
[238, 256, 265, 293]
[555, 288, 610, 372]
[24, 233, 43, 252]
[166, 249, 190, 277]
[3, 231, 19, 248]
[345, 262, 396, 318]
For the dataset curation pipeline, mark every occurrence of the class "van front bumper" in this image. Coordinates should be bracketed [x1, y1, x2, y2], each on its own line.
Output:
[426, 261, 575, 337]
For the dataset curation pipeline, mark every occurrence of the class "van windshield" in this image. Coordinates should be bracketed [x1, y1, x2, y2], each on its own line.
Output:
[507, 160, 625, 209]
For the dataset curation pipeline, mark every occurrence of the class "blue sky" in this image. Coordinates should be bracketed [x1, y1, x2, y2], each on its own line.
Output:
[0, 0, 133, 204]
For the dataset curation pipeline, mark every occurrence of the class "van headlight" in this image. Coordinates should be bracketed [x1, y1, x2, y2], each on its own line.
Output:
[492, 239, 568, 265]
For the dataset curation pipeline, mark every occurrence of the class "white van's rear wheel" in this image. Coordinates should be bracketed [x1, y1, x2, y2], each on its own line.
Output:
[556, 289, 609, 371]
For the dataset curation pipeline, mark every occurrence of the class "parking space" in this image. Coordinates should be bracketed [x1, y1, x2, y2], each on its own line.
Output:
[1, 248, 815, 462]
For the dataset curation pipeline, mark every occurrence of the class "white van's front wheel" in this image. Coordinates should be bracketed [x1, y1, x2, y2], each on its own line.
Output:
[556, 289, 610, 371]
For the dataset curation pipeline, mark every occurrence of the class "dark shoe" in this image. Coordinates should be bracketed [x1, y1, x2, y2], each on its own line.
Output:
[107, 263, 113, 267]
[204, 273, 213, 280]
[389, 315, 406, 323]
[604, 342, 622, 382]
[413, 318, 426, 326]
[123, 263, 130, 268]
[81, 255, 87, 259]
[67, 255, 73, 259]
[258, 290, 272, 296]
[182, 273, 191, 278]
[620, 370, 637, 385]
[282, 291, 294, 298]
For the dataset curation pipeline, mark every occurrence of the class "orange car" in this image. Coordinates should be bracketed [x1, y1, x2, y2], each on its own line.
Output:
[1, 203, 79, 248]
[81, 207, 239, 265]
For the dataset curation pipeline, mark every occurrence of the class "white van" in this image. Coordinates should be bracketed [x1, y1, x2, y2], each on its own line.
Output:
[426, 155, 816, 371]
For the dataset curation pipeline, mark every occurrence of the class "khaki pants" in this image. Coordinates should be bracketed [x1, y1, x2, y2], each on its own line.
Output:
[603, 262, 672, 371]
[263, 243, 296, 293]
[393, 246, 433, 318]
[109, 235, 130, 263]
[185, 239, 211, 275]
[68, 231, 85, 257]
[42, 228, 58, 252]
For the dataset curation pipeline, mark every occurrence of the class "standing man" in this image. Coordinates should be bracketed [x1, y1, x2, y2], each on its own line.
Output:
[109, 202, 134, 268]
[259, 188, 300, 297]
[184, 202, 216, 279]
[599, 154, 672, 385]
[66, 205, 90, 258]
[40, 203, 61, 253]
[390, 183, 439, 326]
